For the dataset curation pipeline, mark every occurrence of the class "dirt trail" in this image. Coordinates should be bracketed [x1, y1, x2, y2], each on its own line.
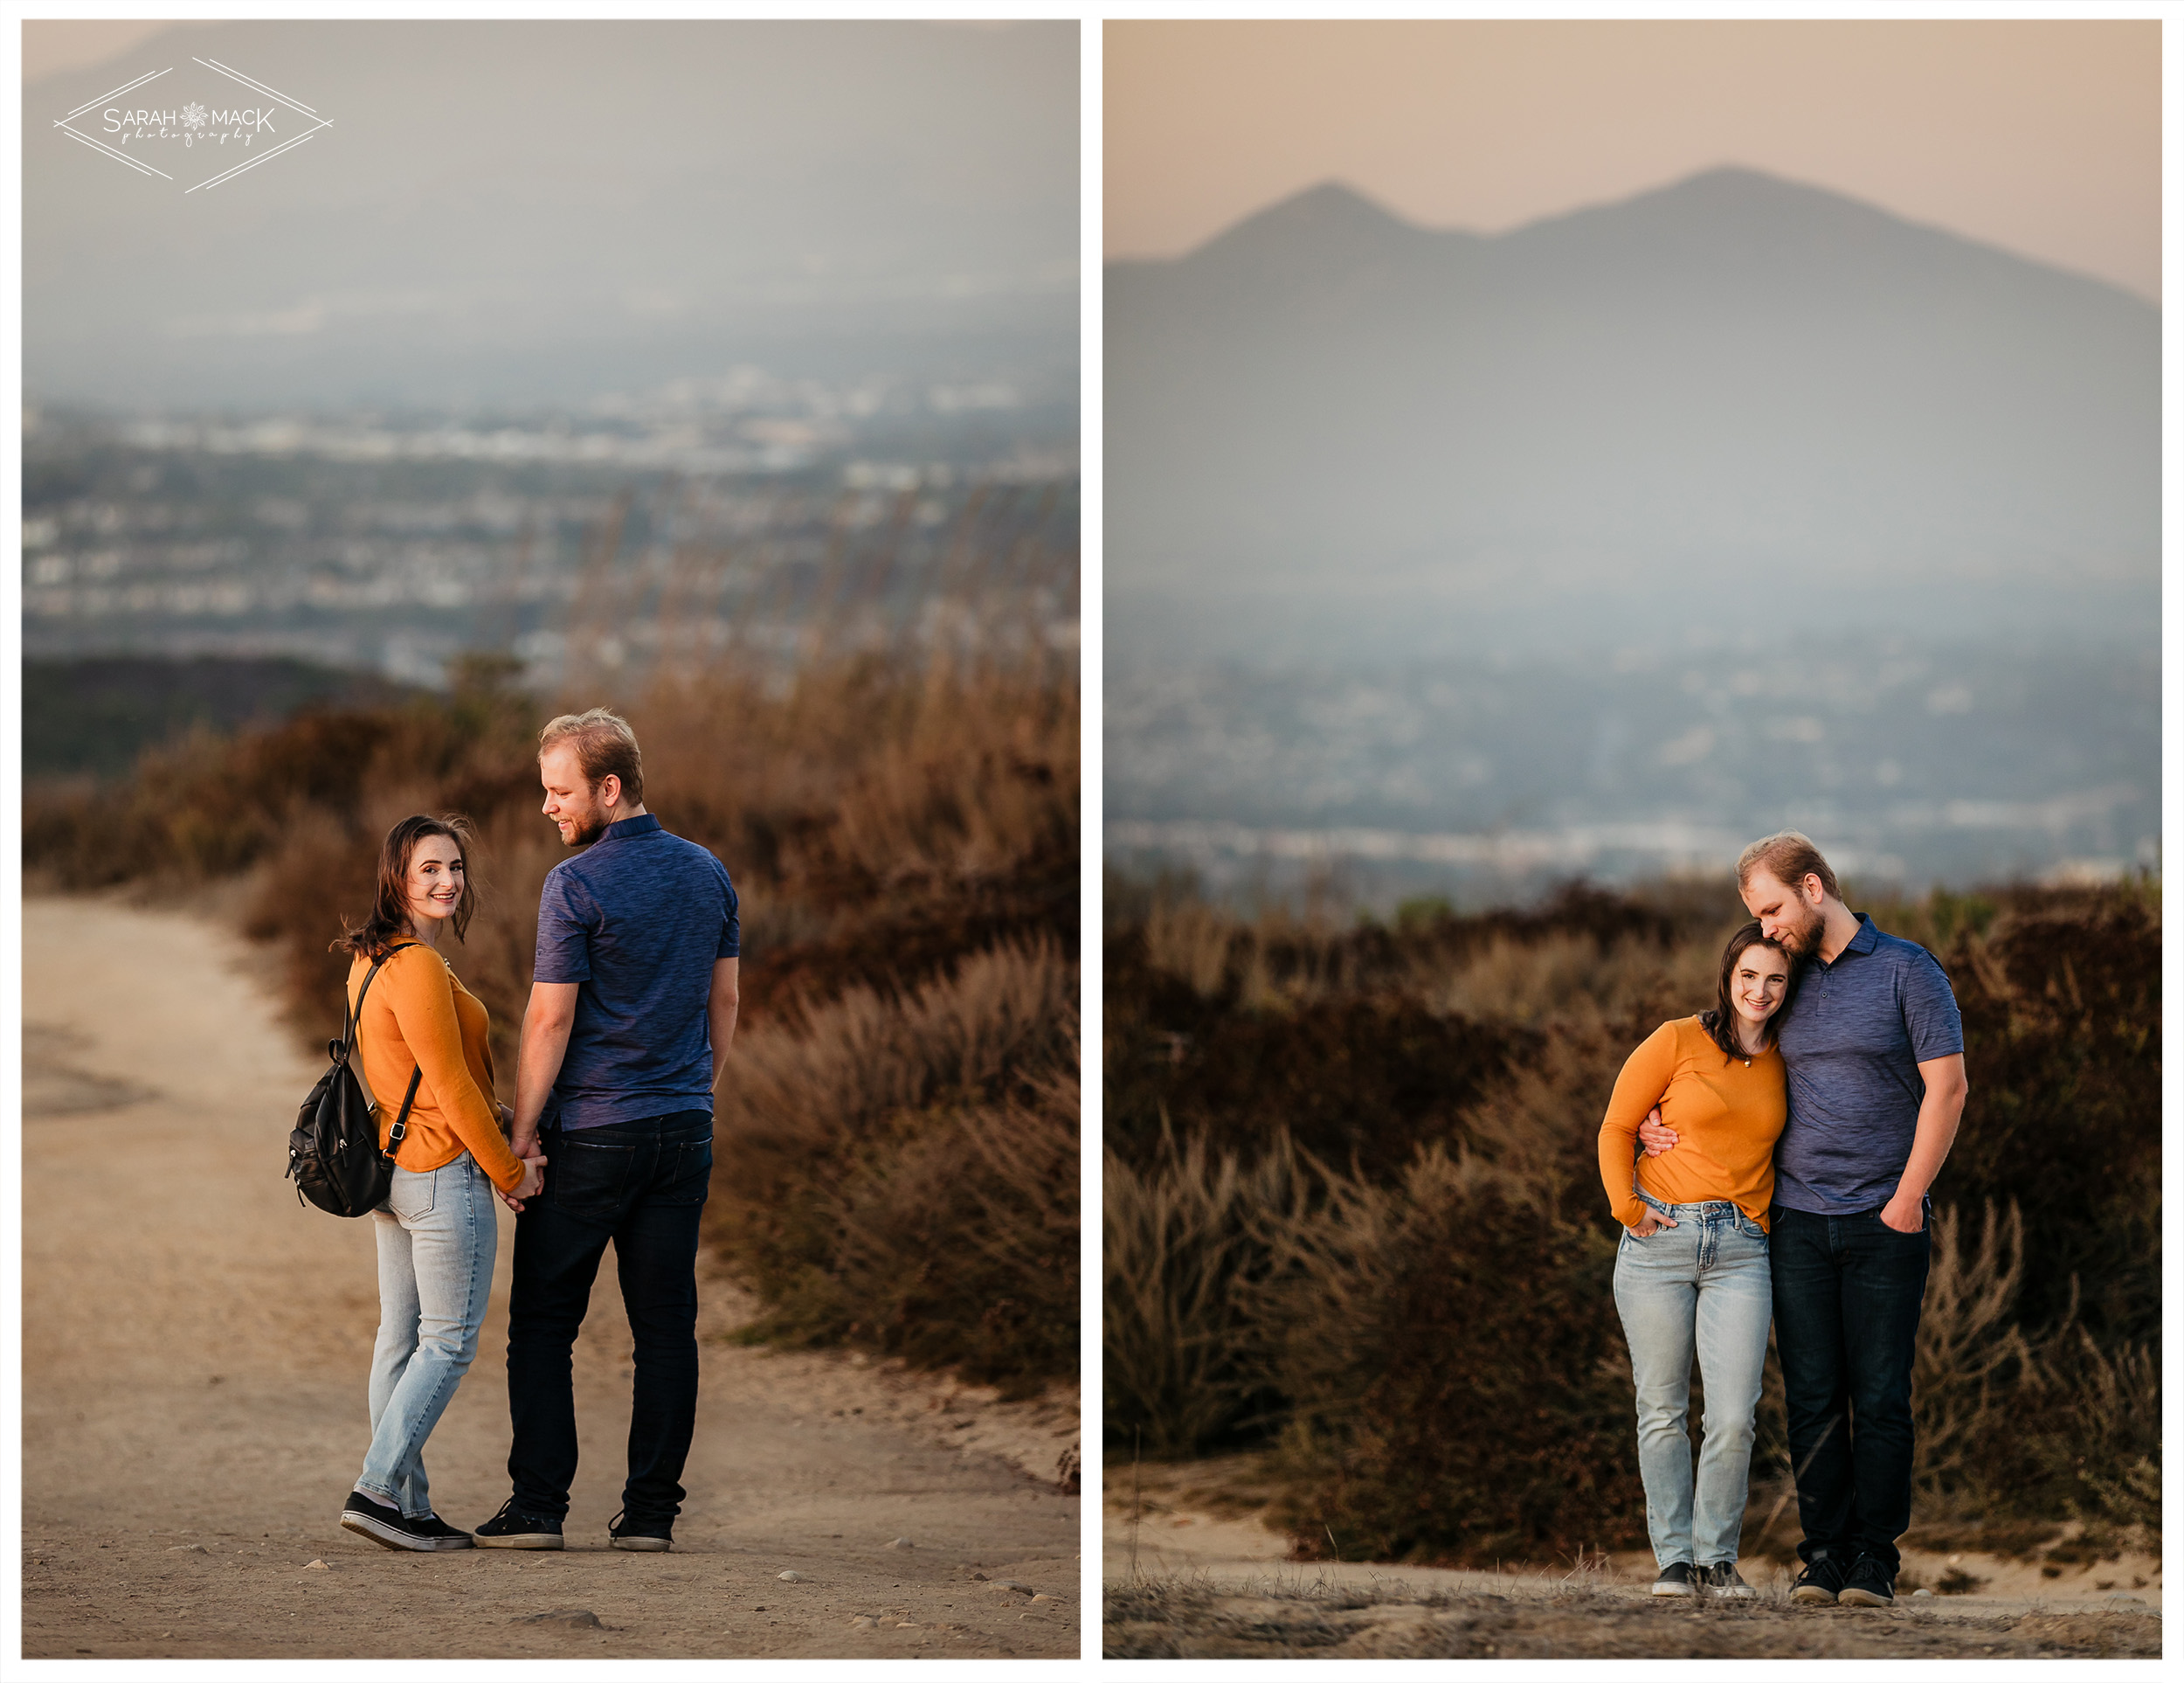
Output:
[1104, 1458, 2160, 1659]
[21, 893, 1080, 1659]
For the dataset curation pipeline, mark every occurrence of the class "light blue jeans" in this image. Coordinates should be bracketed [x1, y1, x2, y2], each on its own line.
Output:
[1612, 1194, 1773, 1569]
[355, 1154, 496, 1519]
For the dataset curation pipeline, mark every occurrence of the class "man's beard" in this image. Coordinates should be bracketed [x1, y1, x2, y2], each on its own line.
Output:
[564, 811, 610, 847]
[1778, 899, 1827, 959]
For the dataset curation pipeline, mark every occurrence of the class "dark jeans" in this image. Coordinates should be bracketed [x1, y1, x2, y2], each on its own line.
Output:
[507, 1109, 713, 1524]
[1770, 1202, 1931, 1576]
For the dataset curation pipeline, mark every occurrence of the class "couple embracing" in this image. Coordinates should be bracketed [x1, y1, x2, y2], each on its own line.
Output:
[1598, 832, 1968, 1606]
[332, 707, 741, 1555]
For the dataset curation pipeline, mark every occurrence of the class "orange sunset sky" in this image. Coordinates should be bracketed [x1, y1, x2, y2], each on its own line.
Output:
[1106, 20, 2160, 301]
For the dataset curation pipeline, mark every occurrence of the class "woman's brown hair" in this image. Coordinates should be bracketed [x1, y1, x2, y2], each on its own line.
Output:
[1698, 919, 1799, 1062]
[332, 814, 480, 960]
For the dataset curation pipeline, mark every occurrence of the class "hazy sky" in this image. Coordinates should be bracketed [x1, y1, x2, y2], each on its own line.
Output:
[21, 20, 218, 83]
[1106, 20, 2160, 301]
[25, 19, 1077, 409]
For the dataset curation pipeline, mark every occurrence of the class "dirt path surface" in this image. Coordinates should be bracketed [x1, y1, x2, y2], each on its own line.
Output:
[1105, 1459, 2160, 1659]
[22, 894, 1081, 1660]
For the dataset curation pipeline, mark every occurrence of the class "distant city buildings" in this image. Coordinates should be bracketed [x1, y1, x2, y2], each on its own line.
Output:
[23, 371, 1079, 687]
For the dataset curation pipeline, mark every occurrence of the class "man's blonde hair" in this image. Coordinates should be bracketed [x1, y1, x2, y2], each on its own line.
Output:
[538, 707, 643, 806]
[1737, 830, 1841, 903]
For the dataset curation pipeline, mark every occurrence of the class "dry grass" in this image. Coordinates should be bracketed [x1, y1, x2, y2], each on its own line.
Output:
[1911, 1201, 2035, 1505]
[1103, 1130, 1310, 1457]
[1415, 930, 1717, 1031]
[706, 938, 1079, 1387]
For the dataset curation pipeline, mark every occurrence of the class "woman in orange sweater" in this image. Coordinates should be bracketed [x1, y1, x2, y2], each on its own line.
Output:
[1598, 921, 1795, 1601]
[334, 814, 543, 1553]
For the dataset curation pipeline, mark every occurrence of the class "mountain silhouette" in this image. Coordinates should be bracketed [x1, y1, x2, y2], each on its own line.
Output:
[1107, 167, 2156, 661]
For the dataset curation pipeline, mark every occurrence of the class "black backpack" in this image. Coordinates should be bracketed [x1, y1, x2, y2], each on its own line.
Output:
[286, 943, 425, 1217]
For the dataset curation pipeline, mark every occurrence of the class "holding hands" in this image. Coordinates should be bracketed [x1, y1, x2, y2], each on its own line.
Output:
[492, 1105, 548, 1212]
[499, 1146, 547, 1213]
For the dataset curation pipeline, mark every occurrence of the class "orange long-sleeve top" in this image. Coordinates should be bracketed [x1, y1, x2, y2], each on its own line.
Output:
[347, 942, 525, 1195]
[1597, 1015, 1788, 1233]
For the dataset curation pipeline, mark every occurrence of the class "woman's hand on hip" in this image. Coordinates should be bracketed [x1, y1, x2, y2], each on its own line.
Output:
[1628, 1211, 1677, 1237]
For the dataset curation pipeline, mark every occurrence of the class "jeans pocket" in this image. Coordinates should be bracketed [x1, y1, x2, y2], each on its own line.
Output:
[549, 1134, 637, 1219]
[388, 1164, 435, 1220]
[656, 1133, 714, 1206]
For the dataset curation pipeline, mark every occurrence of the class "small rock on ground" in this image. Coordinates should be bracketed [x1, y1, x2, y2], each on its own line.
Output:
[514, 1609, 606, 1630]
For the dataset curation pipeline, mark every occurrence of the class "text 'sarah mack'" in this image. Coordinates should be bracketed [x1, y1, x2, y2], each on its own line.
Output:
[104, 106, 277, 145]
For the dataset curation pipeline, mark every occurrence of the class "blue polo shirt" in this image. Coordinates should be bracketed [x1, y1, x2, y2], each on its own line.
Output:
[533, 814, 740, 1130]
[1773, 912, 1964, 1216]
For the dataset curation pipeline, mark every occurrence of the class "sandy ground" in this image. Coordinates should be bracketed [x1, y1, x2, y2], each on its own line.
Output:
[21, 893, 1081, 1660]
[1104, 1457, 2160, 1659]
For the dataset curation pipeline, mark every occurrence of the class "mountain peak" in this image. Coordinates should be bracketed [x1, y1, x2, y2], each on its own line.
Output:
[1190, 179, 1430, 266]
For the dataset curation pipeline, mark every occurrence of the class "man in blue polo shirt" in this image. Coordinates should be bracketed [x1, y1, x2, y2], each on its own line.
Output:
[472, 708, 740, 1555]
[1641, 832, 1966, 1609]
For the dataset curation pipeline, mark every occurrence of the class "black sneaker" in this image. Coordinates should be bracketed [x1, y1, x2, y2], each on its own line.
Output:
[340, 1490, 437, 1553]
[1791, 1552, 1849, 1604]
[609, 1508, 674, 1553]
[407, 1513, 477, 1551]
[473, 1497, 564, 1549]
[1651, 1562, 1698, 1597]
[1837, 1555, 1895, 1608]
[1703, 1562, 1756, 1599]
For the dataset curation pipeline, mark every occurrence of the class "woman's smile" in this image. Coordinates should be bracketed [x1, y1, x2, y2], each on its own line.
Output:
[405, 835, 467, 929]
[1731, 955, 1790, 1023]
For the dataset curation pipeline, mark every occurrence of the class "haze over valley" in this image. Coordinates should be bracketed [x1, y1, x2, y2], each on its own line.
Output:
[1104, 167, 2156, 899]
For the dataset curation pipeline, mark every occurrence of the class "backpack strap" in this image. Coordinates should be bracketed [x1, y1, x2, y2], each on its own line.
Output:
[349, 941, 424, 1164]
[342, 939, 420, 1057]
[382, 1065, 425, 1163]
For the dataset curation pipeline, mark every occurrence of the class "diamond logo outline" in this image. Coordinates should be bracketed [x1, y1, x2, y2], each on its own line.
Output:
[52, 56, 333, 193]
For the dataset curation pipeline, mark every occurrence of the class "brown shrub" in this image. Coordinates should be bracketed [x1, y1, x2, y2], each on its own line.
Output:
[1263, 1148, 1643, 1564]
[1103, 1128, 1309, 1458]
[708, 939, 1079, 1387]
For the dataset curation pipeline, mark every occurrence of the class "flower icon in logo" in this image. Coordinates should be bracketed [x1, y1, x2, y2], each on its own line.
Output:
[181, 102, 208, 130]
